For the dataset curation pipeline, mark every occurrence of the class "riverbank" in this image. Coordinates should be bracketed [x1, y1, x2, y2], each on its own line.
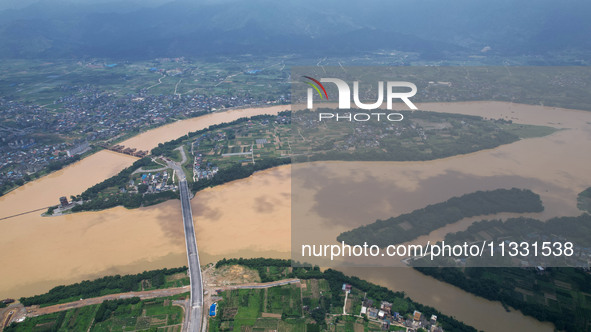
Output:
[0, 105, 289, 199]
[1, 102, 589, 331]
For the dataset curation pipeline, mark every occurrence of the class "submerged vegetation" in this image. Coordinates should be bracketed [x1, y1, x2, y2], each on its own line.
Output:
[414, 266, 591, 332]
[337, 188, 544, 246]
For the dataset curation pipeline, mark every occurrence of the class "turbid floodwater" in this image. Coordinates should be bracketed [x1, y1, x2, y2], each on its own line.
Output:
[0, 106, 288, 298]
[1, 102, 590, 331]
[121, 105, 289, 151]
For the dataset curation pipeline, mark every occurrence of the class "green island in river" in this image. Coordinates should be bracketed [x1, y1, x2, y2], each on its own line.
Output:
[50, 109, 556, 214]
[332, 181, 591, 331]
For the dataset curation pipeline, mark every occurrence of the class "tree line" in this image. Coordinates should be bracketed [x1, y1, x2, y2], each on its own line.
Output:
[216, 258, 293, 282]
[19, 267, 186, 306]
[444, 214, 591, 247]
[303, 130, 519, 163]
[414, 214, 591, 331]
[94, 297, 141, 324]
[414, 266, 591, 332]
[191, 157, 291, 194]
[79, 157, 153, 200]
[577, 187, 591, 213]
[68, 156, 180, 212]
[150, 111, 290, 157]
[72, 190, 178, 212]
[337, 188, 544, 247]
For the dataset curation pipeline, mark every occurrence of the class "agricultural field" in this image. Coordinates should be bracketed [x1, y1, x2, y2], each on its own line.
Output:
[188, 115, 291, 177]
[3, 59, 591, 112]
[291, 109, 557, 162]
[173, 109, 556, 183]
[210, 285, 307, 332]
[5, 294, 188, 332]
[209, 280, 415, 332]
[209, 277, 414, 332]
[0, 57, 290, 106]
[300, 279, 331, 312]
[211, 259, 467, 331]
[294, 66, 591, 111]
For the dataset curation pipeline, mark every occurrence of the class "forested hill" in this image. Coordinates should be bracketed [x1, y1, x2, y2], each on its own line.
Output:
[1, 0, 590, 60]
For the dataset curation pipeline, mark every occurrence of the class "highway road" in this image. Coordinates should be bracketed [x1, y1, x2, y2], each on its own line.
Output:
[169, 155, 203, 332]
[232, 279, 300, 289]
[25, 286, 190, 318]
[179, 178, 203, 332]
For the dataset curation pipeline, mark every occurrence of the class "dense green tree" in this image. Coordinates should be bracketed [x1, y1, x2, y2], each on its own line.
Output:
[19, 267, 186, 306]
[338, 188, 544, 246]
[137, 183, 148, 194]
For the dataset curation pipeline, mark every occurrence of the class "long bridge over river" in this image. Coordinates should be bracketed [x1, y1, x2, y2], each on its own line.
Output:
[169, 155, 204, 332]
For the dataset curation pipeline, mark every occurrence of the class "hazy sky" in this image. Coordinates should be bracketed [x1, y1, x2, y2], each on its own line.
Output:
[0, 0, 589, 60]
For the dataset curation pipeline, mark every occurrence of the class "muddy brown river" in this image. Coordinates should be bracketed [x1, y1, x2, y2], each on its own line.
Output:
[2, 102, 590, 331]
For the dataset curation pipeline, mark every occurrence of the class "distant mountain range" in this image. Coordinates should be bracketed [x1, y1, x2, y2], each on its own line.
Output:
[0, 0, 590, 60]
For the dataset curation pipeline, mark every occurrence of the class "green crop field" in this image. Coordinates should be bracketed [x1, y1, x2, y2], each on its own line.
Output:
[211, 285, 307, 332]
[5, 294, 187, 332]
[265, 284, 303, 317]
[0, 57, 291, 105]
[210, 275, 413, 332]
